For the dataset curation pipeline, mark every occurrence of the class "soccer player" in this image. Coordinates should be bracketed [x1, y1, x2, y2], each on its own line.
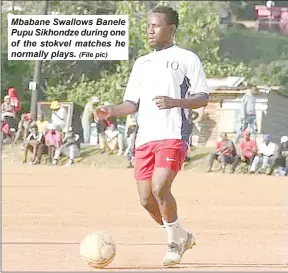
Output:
[94, 6, 209, 266]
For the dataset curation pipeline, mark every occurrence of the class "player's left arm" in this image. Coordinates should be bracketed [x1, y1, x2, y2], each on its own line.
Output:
[173, 54, 209, 109]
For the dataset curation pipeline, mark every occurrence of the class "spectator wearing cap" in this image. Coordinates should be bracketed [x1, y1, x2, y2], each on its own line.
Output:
[250, 134, 278, 174]
[207, 132, 237, 173]
[232, 129, 257, 173]
[267, 136, 288, 175]
[50, 100, 67, 131]
[45, 123, 62, 164]
[13, 113, 35, 145]
[81, 96, 100, 144]
[53, 127, 80, 166]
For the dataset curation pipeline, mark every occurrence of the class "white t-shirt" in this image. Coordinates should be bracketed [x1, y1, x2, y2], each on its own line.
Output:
[258, 142, 277, 157]
[51, 106, 67, 130]
[123, 45, 209, 148]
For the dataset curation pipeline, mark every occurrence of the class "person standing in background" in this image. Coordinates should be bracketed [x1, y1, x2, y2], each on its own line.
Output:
[81, 96, 100, 144]
[124, 113, 138, 157]
[50, 101, 67, 132]
[7, 86, 21, 114]
[235, 88, 257, 143]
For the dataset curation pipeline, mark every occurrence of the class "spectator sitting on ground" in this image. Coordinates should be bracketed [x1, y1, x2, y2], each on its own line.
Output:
[233, 129, 257, 173]
[52, 127, 80, 166]
[45, 123, 62, 165]
[267, 135, 288, 176]
[36, 112, 48, 135]
[105, 117, 119, 154]
[22, 125, 43, 164]
[206, 132, 237, 173]
[1, 118, 12, 144]
[50, 100, 67, 132]
[1, 95, 16, 128]
[13, 113, 35, 145]
[249, 134, 278, 174]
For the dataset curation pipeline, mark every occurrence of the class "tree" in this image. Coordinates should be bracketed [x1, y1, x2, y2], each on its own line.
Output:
[46, 1, 151, 105]
[2, 0, 252, 108]
[1, 2, 34, 105]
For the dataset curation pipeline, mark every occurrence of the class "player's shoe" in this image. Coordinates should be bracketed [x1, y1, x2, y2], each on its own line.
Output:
[181, 232, 196, 257]
[163, 242, 182, 267]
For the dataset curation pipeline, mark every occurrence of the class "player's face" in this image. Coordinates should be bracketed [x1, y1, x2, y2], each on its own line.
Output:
[147, 13, 174, 49]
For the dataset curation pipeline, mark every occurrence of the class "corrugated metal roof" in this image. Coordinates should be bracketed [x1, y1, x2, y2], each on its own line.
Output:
[207, 76, 246, 90]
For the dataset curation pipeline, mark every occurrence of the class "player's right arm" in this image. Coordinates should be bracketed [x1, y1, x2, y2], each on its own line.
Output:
[94, 59, 140, 120]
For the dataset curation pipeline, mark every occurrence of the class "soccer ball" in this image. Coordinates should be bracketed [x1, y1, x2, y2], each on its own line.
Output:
[80, 232, 116, 269]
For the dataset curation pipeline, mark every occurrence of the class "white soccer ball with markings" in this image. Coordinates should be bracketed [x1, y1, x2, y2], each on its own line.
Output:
[80, 232, 116, 269]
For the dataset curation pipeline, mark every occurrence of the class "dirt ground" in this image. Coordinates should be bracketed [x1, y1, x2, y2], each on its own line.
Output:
[2, 162, 288, 272]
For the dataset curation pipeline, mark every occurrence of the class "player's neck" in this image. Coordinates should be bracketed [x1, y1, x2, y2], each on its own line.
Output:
[154, 43, 174, 51]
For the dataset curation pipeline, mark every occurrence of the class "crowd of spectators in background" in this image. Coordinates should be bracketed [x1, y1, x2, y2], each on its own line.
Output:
[1, 89, 287, 175]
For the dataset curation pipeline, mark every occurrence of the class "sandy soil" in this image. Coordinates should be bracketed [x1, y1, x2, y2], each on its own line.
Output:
[2, 162, 288, 271]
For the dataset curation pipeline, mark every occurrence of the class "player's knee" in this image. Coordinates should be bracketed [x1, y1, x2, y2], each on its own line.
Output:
[152, 184, 168, 201]
[139, 195, 154, 210]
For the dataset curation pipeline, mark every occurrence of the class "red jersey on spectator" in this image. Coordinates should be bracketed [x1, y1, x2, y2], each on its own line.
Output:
[239, 138, 257, 158]
[216, 139, 236, 157]
[7, 87, 21, 113]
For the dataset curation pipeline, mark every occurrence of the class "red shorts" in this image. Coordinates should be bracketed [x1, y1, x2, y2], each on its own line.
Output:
[134, 139, 188, 181]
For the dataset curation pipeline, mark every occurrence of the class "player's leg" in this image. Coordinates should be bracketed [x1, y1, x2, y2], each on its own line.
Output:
[134, 142, 163, 226]
[152, 140, 195, 266]
[136, 180, 163, 225]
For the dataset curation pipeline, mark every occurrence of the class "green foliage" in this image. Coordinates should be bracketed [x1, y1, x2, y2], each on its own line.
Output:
[204, 59, 251, 78]
[220, 27, 288, 65]
[175, 2, 251, 79]
[251, 61, 288, 96]
[3, 0, 288, 111]
[176, 1, 220, 62]
[1, 8, 33, 101]
[61, 1, 150, 105]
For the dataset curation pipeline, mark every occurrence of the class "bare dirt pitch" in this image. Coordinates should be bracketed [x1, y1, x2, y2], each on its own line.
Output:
[2, 161, 288, 272]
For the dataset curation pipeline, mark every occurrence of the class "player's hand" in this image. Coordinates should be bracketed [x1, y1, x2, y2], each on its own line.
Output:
[153, 96, 176, 110]
[94, 106, 111, 121]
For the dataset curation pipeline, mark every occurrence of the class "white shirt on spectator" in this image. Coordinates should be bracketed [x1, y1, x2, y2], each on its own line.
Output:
[51, 106, 67, 130]
[258, 142, 277, 156]
[123, 45, 209, 148]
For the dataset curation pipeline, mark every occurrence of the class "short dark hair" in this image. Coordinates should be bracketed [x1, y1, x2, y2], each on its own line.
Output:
[152, 6, 179, 29]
